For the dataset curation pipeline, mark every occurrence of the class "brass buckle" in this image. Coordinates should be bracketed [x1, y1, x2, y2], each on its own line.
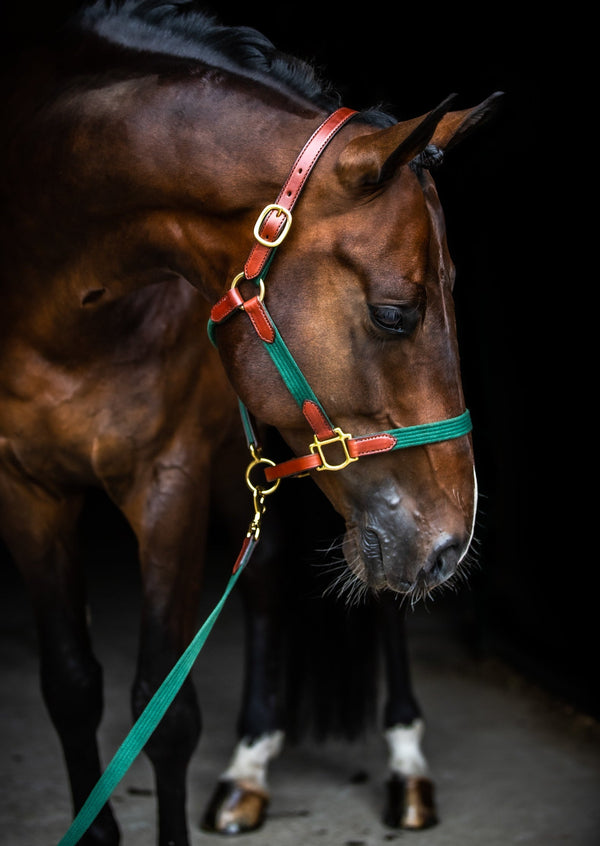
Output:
[253, 204, 293, 248]
[310, 428, 358, 472]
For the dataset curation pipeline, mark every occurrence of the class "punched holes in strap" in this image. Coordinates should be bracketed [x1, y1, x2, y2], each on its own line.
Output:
[244, 107, 358, 281]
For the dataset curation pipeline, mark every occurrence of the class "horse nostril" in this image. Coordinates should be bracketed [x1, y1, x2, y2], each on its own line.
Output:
[428, 536, 463, 584]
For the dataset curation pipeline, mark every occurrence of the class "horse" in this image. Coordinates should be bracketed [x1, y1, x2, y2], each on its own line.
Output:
[0, 2, 500, 843]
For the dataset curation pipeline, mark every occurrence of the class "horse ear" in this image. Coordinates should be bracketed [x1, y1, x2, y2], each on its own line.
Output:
[337, 92, 503, 190]
[429, 91, 504, 152]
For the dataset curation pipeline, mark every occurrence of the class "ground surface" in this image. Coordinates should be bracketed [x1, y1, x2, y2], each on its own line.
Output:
[1, 540, 599, 846]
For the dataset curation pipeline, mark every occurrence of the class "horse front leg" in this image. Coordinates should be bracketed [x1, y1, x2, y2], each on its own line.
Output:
[0, 464, 120, 845]
[122, 458, 210, 846]
[202, 522, 286, 835]
[378, 593, 438, 830]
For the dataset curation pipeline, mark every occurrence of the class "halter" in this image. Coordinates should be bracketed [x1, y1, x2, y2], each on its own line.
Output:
[208, 107, 472, 503]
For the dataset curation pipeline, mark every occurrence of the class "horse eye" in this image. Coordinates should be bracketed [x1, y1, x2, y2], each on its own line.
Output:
[368, 304, 413, 335]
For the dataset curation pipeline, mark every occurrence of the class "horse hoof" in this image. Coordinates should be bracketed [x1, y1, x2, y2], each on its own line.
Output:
[383, 775, 438, 830]
[201, 779, 269, 835]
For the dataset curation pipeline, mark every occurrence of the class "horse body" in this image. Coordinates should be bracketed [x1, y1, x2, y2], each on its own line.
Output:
[1, 4, 498, 843]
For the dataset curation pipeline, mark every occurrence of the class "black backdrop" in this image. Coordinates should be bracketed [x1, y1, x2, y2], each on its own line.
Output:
[1, 4, 591, 716]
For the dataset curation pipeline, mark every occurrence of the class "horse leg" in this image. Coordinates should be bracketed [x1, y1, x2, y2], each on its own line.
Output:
[202, 521, 285, 835]
[119, 456, 210, 846]
[0, 466, 119, 844]
[378, 593, 438, 830]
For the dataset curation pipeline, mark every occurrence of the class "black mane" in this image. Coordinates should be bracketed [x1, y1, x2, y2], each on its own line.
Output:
[2, 1, 396, 126]
[71, 1, 344, 112]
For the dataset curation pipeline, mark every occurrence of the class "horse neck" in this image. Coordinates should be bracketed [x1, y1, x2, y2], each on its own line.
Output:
[3, 61, 328, 308]
[81, 72, 327, 300]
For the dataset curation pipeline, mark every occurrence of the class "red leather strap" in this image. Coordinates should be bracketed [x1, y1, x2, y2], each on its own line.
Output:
[211, 287, 244, 323]
[243, 297, 275, 343]
[263, 431, 398, 481]
[348, 433, 397, 458]
[264, 452, 322, 481]
[209, 290, 275, 343]
[232, 535, 254, 574]
[244, 107, 358, 280]
[302, 399, 335, 439]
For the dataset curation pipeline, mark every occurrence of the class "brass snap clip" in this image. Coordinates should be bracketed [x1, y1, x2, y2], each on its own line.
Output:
[244, 445, 281, 540]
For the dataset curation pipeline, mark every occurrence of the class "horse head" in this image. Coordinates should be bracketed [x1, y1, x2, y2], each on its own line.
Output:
[214, 94, 500, 599]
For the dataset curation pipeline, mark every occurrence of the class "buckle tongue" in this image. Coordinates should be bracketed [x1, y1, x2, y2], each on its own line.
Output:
[253, 204, 293, 248]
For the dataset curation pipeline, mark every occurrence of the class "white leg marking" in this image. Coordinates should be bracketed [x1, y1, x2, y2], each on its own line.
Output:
[385, 719, 429, 778]
[222, 731, 285, 790]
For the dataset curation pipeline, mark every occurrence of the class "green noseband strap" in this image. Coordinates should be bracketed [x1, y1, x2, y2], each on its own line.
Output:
[385, 410, 472, 450]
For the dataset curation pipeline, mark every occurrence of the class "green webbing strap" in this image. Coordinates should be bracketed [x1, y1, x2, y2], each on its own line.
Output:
[56, 556, 250, 846]
[208, 271, 334, 428]
[238, 400, 258, 449]
[262, 311, 331, 420]
[385, 409, 472, 450]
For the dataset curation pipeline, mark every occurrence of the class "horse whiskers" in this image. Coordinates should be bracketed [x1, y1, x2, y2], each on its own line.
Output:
[398, 578, 430, 611]
[312, 527, 483, 609]
[311, 538, 372, 608]
[330, 567, 372, 608]
[321, 558, 370, 608]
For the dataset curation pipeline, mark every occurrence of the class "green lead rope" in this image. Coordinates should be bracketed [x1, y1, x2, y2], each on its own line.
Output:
[56, 556, 250, 846]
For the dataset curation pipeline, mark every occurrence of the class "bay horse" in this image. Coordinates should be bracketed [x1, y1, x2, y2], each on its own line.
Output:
[0, 2, 500, 843]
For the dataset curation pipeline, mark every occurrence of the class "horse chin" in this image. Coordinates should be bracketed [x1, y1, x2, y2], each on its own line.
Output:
[341, 527, 411, 597]
[341, 525, 454, 601]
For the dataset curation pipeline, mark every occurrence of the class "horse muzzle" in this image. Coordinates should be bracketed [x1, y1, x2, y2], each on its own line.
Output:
[342, 477, 476, 596]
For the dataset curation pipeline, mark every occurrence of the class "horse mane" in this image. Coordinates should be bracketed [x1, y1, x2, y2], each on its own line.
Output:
[68, 1, 337, 110]
[66, 1, 395, 125]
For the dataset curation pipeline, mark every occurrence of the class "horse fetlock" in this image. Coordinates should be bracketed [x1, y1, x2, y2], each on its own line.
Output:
[385, 719, 429, 777]
[201, 732, 284, 834]
[222, 731, 284, 787]
[383, 720, 437, 829]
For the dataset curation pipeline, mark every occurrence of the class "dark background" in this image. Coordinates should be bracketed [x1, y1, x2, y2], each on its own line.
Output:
[1, 4, 590, 716]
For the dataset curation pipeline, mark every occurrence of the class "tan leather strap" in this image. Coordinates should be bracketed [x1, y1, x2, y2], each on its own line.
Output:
[244, 107, 358, 280]
[263, 432, 398, 482]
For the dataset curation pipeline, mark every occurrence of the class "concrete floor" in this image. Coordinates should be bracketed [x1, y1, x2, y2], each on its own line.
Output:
[1, 544, 599, 846]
